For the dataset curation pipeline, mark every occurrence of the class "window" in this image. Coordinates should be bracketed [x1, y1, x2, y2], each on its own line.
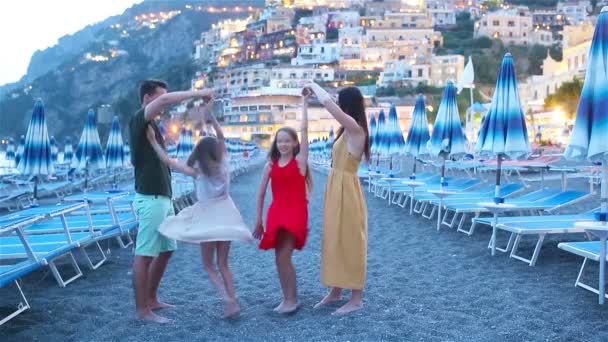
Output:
[492, 20, 500, 26]
[509, 32, 513, 37]
[321, 47, 325, 53]
[418, 69, 423, 77]
[508, 21, 515, 27]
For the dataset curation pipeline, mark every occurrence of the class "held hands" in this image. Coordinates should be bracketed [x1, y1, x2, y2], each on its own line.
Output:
[253, 219, 264, 240]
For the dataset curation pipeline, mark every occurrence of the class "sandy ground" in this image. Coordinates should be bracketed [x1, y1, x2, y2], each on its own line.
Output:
[2, 162, 608, 341]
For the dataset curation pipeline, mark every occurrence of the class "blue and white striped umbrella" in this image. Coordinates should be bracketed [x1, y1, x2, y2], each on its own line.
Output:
[386, 104, 406, 156]
[476, 53, 530, 161]
[5, 139, 15, 161]
[369, 114, 377, 155]
[375, 109, 388, 156]
[15, 135, 25, 168]
[18, 99, 54, 193]
[175, 127, 190, 158]
[405, 95, 431, 158]
[404, 95, 431, 179]
[124, 140, 131, 161]
[561, 8, 608, 304]
[429, 81, 467, 159]
[63, 137, 73, 165]
[105, 116, 126, 169]
[49, 136, 58, 165]
[72, 108, 105, 171]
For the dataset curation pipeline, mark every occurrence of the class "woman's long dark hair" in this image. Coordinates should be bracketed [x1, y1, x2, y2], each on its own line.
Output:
[335, 86, 370, 162]
[268, 126, 313, 191]
[187, 136, 223, 177]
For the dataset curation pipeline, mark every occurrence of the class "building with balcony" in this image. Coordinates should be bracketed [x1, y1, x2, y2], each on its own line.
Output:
[292, 42, 340, 65]
[474, 6, 533, 45]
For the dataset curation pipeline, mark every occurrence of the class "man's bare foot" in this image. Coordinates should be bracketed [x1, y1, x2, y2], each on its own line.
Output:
[332, 300, 363, 316]
[313, 294, 342, 309]
[148, 300, 175, 310]
[137, 311, 173, 324]
[277, 301, 300, 314]
[223, 300, 241, 319]
[273, 301, 285, 312]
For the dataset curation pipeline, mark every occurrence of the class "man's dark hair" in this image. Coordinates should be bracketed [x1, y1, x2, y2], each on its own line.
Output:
[139, 79, 168, 104]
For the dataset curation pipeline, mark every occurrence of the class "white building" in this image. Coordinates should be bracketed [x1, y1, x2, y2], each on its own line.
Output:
[557, 1, 591, 25]
[426, 0, 457, 27]
[292, 43, 340, 65]
[377, 60, 413, 87]
[475, 7, 533, 45]
[212, 63, 272, 98]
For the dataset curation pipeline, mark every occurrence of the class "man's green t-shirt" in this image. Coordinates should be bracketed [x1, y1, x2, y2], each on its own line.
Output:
[129, 108, 172, 198]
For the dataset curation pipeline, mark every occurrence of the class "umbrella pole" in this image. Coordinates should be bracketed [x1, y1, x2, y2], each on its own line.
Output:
[33, 176, 38, 206]
[491, 155, 503, 256]
[412, 157, 417, 179]
[438, 157, 446, 231]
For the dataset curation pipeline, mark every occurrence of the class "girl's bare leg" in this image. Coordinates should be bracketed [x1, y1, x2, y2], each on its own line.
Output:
[217, 241, 240, 318]
[274, 229, 299, 314]
[201, 242, 227, 301]
[333, 289, 364, 315]
[314, 287, 343, 309]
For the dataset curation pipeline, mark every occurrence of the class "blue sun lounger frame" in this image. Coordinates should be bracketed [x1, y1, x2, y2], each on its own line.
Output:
[558, 241, 608, 301]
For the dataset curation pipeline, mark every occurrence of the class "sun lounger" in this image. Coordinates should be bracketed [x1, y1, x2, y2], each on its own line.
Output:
[0, 260, 44, 326]
[558, 241, 608, 301]
[453, 190, 588, 235]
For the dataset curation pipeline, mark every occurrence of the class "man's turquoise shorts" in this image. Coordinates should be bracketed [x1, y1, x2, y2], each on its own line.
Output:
[134, 193, 177, 257]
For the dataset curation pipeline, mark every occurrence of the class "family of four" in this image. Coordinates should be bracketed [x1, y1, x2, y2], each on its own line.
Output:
[129, 79, 370, 323]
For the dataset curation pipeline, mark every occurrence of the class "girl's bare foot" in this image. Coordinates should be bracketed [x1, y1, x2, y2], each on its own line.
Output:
[137, 310, 173, 324]
[223, 300, 240, 319]
[273, 301, 285, 312]
[313, 293, 342, 309]
[148, 300, 175, 310]
[277, 301, 300, 314]
[332, 300, 363, 316]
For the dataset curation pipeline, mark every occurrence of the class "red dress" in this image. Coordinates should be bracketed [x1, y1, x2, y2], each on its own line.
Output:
[259, 159, 308, 250]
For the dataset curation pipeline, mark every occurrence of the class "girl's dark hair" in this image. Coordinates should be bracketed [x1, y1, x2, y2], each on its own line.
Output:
[335, 86, 370, 162]
[268, 126, 313, 191]
[187, 136, 223, 177]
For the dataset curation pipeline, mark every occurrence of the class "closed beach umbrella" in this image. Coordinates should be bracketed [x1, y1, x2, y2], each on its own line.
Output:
[63, 137, 73, 164]
[475, 52, 530, 255]
[175, 127, 189, 158]
[375, 109, 388, 169]
[385, 104, 406, 174]
[72, 109, 105, 189]
[428, 81, 467, 230]
[15, 135, 25, 168]
[49, 136, 58, 165]
[369, 114, 377, 155]
[105, 116, 126, 169]
[564, 7, 608, 304]
[404, 95, 431, 178]
[18, 99, 54, 202]
[5, 139, 15, 161]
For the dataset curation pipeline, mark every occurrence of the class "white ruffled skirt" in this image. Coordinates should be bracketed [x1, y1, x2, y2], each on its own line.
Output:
[158, 195, 252, 243]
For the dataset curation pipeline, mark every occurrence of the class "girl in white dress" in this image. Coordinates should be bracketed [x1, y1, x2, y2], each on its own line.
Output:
[146, 102, 251, 319]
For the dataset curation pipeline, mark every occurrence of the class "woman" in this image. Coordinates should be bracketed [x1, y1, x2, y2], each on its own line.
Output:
[305, 82, 370, 315]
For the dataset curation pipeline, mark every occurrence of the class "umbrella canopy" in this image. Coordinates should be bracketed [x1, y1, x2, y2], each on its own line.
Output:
[5, 139, 15, 161]
[124, 140, 131, 161]
[429, 81, 467, 159]
[63, 137, 73, 164]
[375, 109, 388, 156]
[105, 116, 126, 169]
[15, 135, 25, 168]
[49, 136, 58, 165]
[385, 104, 406, 156]
[72, 109, 105, 171]
[404, 95, 431, 158]
[369, 114, 377, 155]
[475, 53, 530, 161]
[175, 127, 190, 158]
[18, 99, 54, 176]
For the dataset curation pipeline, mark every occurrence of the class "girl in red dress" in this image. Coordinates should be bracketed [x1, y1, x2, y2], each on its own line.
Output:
[254, 89, 312, 314]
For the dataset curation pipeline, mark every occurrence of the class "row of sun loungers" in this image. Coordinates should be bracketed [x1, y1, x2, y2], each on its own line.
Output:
[360, 159, 607, 303]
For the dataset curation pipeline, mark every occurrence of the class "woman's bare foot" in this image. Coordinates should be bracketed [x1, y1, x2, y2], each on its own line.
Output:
[273, 301, 285, 312]
[137, 310, 173, 324]
[277, 301, 300, 314]
[313, 293, 342, 309]
[223, 300, 241, 319]
[148, 300, 175, 310]
[332, 300, 363, 316]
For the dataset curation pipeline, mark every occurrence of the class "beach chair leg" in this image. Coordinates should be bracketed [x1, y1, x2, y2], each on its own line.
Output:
[48, 252, 83, 287]
[457, 213, 469, 232]
[441, 209, 453, 228]
[115, 232, 134, 249]
[509, 234, 545, 266]
[487, 231, 515, 254]
[413, 200, 424, 214]
[80, 241, 107, 270]
[421, 203, 434, 219]
[0, 280, 31, 326]
[446, 211, 459, 229]
[573, 258, 608, 299]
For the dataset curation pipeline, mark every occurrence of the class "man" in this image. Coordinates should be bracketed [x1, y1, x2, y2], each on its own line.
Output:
[129, 79, 212, 323]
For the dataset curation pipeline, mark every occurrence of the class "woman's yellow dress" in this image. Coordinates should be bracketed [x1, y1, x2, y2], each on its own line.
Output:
[321, 134, 368, 290]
